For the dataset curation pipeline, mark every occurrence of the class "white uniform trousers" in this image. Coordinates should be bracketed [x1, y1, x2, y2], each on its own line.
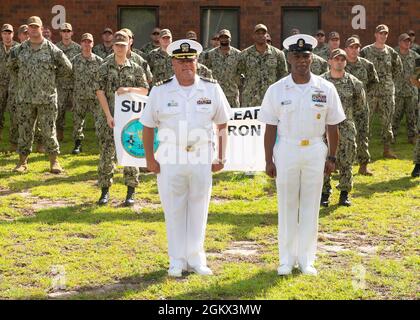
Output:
[274, 139, 328, 268]
[157, 160, 212, 270]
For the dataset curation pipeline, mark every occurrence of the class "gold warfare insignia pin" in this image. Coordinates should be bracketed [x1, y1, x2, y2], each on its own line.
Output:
[317, 113, 321, 120]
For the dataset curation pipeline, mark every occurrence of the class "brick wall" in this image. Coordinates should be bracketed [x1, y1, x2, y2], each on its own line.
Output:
[0, 0, 418, 49]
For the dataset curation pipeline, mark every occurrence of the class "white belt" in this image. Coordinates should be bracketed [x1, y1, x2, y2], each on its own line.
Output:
[278, 137, 324, 146]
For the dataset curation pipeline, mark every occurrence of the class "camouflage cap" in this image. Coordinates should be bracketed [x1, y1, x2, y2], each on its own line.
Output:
[18, 24, 28, 34]
[120, 28, 133, 38]
[329, 48, 347, 60]
[160, 29, 172, 38]
[345, 36, 361, 48]
[254, 24, 268, 33]
[103, 27, 113, 34]
[27, 16, 43, 27]
[81, 33, 94, 42]
[218, 29, 231, 38]
[186, 30, 197, 40]
[315, 29, 325, 36]
[398, 33, 411, 42]
[375, 24, 389, 33]
[60, 22, 73, 31]
[407, 30, 415, 36]
[113, 31, 129, 45]
[1, 24, 13, 32]
[328, 31, 340, 40]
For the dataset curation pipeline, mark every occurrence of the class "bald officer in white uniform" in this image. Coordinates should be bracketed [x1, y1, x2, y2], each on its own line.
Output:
[140, 39, 232, 277]
[258, 34, 346, 276]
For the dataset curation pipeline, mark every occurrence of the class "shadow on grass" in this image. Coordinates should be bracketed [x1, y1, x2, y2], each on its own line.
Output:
[353, 176, 417, 198]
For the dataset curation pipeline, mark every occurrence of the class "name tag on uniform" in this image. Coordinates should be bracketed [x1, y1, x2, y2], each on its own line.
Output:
[197, 97, 212, 105]
[167, 100, 178, 107]
[281, 100, 292, 105]
[312, 94, 327, 103]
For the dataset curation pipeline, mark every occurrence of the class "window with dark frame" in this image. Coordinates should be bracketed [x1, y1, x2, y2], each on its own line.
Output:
[200, 7, 240, 50]
[281, 7, 321, 48]
[118, 6, 159, 50]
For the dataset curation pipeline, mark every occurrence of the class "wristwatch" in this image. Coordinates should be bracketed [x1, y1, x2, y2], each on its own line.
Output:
[327, 156, 336, 163]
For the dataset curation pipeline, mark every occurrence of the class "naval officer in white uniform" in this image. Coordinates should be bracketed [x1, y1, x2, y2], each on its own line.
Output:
[140, 39, 232, 277]
[258, 34, 346, 276]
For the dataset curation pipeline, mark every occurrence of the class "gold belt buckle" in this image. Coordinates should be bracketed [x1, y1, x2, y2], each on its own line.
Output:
[300, 139, 310, 146]
[185, 145, 195, 152]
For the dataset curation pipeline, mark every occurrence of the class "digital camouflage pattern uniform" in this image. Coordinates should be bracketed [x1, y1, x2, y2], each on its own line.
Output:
[147, 48, 213, 85]
[92, 43, 113, 59]
[0, 41, 19, 138]
[140, 42, 159, 55]
[71, 53, 103, 141]
[392, 48, 420, 140]
[311, 53, 329, 76]
[237, 44, 288, 107]
[104, 51, 153, 84]
[316, 45, 330, 61]
[345, 56, 379, 164]
[321, 72, 367, 193]
[55, 41, 81, 133]
[199, 46, 241, 107]
[360, 44, 403, 146]
[95, 58, 149, 188]
[7, 38, 72, 155]
[313, 43, 328, 57]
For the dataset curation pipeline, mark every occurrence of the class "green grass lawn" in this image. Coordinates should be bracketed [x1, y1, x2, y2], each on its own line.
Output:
[0, 112, 418, 300]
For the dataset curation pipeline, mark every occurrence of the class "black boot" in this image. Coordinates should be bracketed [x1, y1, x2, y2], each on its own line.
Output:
[98, 187, 109, 205]
[411, 164, 420, 178]
[72, 140, 82, 155]
[320, 193, 330, 207]
[339, 191, 351, 206]
[124, 186, 135, 207]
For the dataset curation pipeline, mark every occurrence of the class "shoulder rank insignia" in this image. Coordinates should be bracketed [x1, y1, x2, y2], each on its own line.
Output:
[200, 77, 218, 84]
[155, 78, 174, 87]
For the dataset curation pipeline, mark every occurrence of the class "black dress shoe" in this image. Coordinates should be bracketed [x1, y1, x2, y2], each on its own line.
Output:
[98, 187, 109, 205]
[411, 164, 420, 178]
[72, 140, 82, 155]
[338, 191, 351, 206]
[124, 186, 135, 207]
[320, 193, 330, 207]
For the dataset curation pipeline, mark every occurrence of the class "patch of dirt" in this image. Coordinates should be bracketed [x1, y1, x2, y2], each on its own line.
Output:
[208, 240, 263, 264]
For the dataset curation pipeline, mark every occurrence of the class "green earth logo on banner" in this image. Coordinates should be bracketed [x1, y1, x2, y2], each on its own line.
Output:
[121, 119, 159, 158]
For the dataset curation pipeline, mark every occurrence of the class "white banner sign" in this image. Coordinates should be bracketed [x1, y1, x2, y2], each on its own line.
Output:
[114, 94, 267, 171]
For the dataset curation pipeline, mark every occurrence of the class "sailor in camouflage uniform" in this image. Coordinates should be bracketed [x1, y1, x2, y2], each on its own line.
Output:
[344, 36, 379, 176]
[92, 28, 114, 59]
[321, 49, 367, 207]
[0, 24, 19, 145]
[313, 29, 327, 57]
[95, 31, 149, 207]
[55, 23, 81, 142]
[147, 29, 212, 86]
[199, 29, 241, 107]
[70, 33, 103, 155]
[140, 27, 161, 54]
[317, 31, 340, 61]
[237, 24, 288, 107]
[8, 16, 72, 174]
[410, 60, 420, 177]
[392, 33, 420, 144]
[360, 24, 403, 159]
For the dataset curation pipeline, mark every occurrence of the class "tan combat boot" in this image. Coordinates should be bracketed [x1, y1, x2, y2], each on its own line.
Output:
[13, 154, 28, 173]
[358, 163, 373, 176]
[383, 145, 397, 159]
[49, 154, 64, 174]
